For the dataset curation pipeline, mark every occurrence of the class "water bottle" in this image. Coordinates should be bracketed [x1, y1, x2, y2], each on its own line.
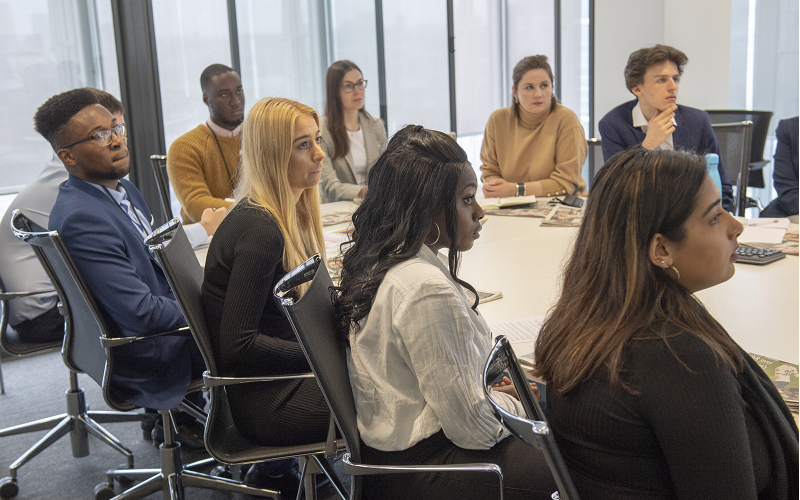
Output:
[705, 153, 722, 194]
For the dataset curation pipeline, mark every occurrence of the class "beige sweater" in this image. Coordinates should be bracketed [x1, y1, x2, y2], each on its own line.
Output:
[167, 124, 240, 222]
[480, 102, 587, 196]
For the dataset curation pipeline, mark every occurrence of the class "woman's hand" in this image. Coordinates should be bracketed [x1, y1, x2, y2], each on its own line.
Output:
[492, 376, 541, 401]
[482, 178, 517, 198]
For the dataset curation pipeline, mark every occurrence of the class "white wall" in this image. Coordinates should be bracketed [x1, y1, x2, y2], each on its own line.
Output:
[594, 0, 733, 134]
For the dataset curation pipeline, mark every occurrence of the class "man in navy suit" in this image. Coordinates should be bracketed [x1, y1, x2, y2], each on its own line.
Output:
[33, 89, 219, 448]
[599, 44, 734, 211]
[761, 117, 799, 218]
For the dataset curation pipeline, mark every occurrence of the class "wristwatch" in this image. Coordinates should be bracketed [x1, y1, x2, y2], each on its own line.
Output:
[516, 182, 526, 197]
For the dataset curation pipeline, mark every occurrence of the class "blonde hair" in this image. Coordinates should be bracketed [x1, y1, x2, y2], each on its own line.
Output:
[235, 97, 326, 278]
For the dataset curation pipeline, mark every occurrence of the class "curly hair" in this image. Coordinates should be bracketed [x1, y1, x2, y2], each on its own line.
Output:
[33, 88, 100, 151]
[624, 45, 688, 92]
[332, 125, 479, 343]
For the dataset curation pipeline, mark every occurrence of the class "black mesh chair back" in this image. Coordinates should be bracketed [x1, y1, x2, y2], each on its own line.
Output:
[706, 110, 773, 165]
[146, 220, 346, 474]
[10, 210, 135, 412]
[276, 256, 504, 500]
[711, 121, 752, 216]
[483, 336, 580, 500]
[150, 154, 173, 222]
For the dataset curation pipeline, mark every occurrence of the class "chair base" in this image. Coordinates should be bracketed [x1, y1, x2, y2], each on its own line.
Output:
[0, 371, 141, 499]
[101, 414, 282, 500]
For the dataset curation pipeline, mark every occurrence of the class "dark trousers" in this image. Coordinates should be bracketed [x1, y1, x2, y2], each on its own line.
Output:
[361, 429, 558, 500]
[12, 305, 64, 344]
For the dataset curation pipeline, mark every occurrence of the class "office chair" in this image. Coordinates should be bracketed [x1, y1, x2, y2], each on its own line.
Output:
[275, 255, 504, 500]
[711, 121, 753, 216]
[0, 275, 61, 395]
[146, 219, 348, 500]
[483, 336, 580, 500]
[1, 212, 146, 500]
[585, 138, 603, 190]
[706, 110, 773, 188]
[149, 155, 173, 222]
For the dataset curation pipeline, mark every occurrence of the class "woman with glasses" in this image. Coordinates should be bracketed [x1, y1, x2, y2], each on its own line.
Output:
[480, 55, 587, 199]
[332, 125, 558, 499]
[201, 97, 331, 490]
[319, 60, 387, 202]
[534, 148, 798, 499]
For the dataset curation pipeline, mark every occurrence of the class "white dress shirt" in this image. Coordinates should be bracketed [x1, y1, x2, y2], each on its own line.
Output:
[632, 101, 675, 150]
[346, 127, 368, 184]
[347, 245, 524, 452]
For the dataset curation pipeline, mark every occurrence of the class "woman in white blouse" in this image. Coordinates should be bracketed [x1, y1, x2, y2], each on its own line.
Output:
[319, 60, 387, 202]
[332, 125, 557, 499]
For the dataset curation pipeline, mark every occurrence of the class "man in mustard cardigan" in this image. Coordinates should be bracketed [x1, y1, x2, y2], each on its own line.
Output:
[167, 64, 244, 222]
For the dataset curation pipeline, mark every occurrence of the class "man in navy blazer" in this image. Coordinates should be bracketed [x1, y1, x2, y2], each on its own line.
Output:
[761, 117, 799, 218]
[34, 89, 202, 412]
[599, 45, 734, 211]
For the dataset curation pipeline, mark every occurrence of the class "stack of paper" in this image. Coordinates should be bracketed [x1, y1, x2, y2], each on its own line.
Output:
[739, 218, 790, 245]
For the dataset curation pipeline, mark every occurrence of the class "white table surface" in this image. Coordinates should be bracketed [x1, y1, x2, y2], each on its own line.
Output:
[197, 202, 799, 364]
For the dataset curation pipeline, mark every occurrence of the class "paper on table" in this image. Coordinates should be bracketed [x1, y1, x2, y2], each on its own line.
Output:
[745, 218, 791, 229]
[489, 315, 546, 344]
[739, 225, 787, 244]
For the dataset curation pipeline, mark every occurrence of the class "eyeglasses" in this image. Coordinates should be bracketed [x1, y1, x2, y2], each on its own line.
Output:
[341, 80, 368, 93]
[60, 123, 127, 149]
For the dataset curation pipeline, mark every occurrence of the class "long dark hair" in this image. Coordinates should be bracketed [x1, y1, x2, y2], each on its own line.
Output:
[324, 59, 365, 160]
[332, 125, 479, 343]
[534, 148, 743, 394]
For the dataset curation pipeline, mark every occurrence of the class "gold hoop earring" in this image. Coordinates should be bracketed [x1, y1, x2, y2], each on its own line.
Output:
[670, 265, 680, 281]
[426, 222, 440, 246]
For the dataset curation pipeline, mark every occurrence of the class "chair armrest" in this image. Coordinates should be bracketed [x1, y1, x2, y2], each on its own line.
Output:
[202, 371, 315, 388]
[99, 326, 191, 348]
[749, 159, 770, 171]
[0, 289, 56, 300]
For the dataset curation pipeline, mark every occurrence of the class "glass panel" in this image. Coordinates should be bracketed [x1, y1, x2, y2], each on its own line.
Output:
[559, 0, 590, 139]
[453, 0, 503, 137]
[382, 0, 450, 135]
[329, 0, 381, 119]
[235, 0, 328, 117]
[506, 0, 556, 77]
[93, 0, 121, 100]
[0, 0, 106, 190]
[152, 0, 231, 149]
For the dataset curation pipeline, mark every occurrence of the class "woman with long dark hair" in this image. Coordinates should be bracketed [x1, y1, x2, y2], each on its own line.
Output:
[480, 55, 587, 198]
[332, 125, 557, 499]
[319, 59, 387, 202]
[535, 148, 798, 499]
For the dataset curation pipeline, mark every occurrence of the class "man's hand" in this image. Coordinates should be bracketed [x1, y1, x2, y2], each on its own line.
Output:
[492, 376, 541, 401]
[642, 104, 677, 150]
[482, 178, 517, 198]
[198, 206, 228, 236]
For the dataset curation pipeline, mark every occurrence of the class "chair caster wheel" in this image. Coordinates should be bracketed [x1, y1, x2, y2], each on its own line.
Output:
[0, 478, 19, 500]
[210, 465, 233, 479]
[94, 482, 116, 500]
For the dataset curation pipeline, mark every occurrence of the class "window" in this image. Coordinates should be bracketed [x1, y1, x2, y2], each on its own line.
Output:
[0, 0, 117, 190]
[152, 0, 231, 149]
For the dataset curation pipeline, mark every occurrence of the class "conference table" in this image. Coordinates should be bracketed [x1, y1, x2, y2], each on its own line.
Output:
[197, 200, 799, 365]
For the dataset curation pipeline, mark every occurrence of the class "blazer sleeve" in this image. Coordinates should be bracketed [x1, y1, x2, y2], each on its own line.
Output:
[319, 118, 363, 202]
[58, 211, 186, 337]
[773, 118, 799, 215]
[599, 114, 628, 163]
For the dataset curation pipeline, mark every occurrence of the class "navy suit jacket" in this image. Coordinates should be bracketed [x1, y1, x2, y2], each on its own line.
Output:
[761, 117, 799, 217]
[599, 100, 734, 211]
[49, 175, 194, 409]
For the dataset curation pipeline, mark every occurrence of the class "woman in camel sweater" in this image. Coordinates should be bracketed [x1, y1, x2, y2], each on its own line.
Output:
[480, 55, 587, 198]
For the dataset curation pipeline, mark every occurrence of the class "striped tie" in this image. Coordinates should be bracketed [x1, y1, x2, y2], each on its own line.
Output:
[119, 191, 150, 238]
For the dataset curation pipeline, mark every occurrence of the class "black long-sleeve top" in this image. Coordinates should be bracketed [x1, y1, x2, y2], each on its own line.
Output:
[201, 200, 329, 446]
[546, 331, 797, 500]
